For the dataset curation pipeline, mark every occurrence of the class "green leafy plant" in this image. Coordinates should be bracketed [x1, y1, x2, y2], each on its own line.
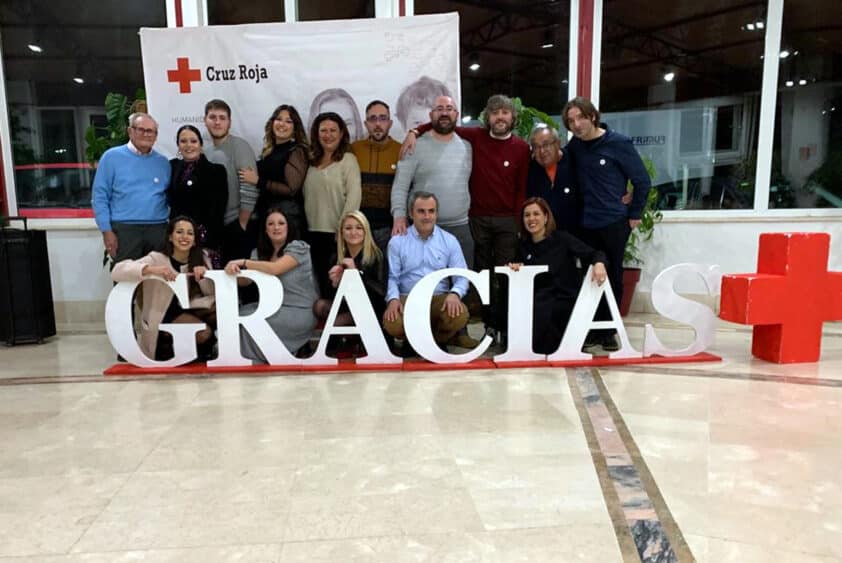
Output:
[512, 97, 560, 141]
[84, 89, 146, 166]
[624, 155, 662, 266]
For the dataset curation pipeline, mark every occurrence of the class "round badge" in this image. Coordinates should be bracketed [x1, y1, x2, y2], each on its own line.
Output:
[599, 159, 606, 165]
[187, 180, 193, 187]
[503, 160, 510, 167]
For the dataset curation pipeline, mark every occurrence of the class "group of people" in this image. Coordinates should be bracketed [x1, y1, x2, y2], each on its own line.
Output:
[92, 92, 651, 362]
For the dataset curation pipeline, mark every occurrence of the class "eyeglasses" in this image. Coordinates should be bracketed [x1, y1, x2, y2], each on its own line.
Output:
[366, 115, 390, 123]
[131, 126, 158, 136]
[533, 141, 558, 151]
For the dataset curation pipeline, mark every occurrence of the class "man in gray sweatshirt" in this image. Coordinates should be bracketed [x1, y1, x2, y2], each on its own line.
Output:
[390, 95, 478, 349]
[391, 95, 473, 268]
[202, 99, 259, 262]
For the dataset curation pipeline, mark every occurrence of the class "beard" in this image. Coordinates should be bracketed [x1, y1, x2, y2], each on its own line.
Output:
[432, 117, 456, 134]
[490, 119, 513, 135]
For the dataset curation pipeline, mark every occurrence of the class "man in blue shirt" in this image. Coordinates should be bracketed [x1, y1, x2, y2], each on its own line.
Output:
[92, 112, 170, 263]
[562, 97, 651, 352]
[383, 191, 470, 351]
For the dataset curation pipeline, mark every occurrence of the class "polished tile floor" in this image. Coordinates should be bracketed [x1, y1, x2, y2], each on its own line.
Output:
[1, 316, 840, 562]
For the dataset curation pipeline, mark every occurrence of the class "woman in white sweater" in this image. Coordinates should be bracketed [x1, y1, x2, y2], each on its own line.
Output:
[303, 111, 361, 297]
[111, 215, 215, 361]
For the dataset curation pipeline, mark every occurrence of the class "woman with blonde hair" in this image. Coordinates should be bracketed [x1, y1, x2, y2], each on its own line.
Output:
[313, 210, 386, 327]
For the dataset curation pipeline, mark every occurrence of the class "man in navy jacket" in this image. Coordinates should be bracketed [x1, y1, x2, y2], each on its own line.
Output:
[562, 97, 651, 351]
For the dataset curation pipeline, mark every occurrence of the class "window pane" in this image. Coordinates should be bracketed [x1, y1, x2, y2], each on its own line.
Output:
[770, 0, 842, 209]
[601, 1, 766, 210]
[414, 0, 570, 123]
[297, 0, 374, 21]
[207, 0, 284, 25]
[1, 0, 166, 211]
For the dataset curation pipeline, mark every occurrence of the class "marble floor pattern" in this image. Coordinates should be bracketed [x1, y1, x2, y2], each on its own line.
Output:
[0, 315, 840, 562]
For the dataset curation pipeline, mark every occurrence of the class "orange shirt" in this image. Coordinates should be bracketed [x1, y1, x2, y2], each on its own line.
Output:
[545, 162, 557, 184]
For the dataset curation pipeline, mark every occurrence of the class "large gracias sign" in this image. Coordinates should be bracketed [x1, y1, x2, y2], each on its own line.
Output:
[106, 264, 722, 368]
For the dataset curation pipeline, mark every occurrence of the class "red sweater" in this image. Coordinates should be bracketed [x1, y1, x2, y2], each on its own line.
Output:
[418, 124, 530, 217]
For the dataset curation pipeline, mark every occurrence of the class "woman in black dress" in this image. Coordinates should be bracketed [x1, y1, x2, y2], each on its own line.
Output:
[169, 125, 228, 267]
[510, 197, 608, 354]
[239, 104, 309, 233]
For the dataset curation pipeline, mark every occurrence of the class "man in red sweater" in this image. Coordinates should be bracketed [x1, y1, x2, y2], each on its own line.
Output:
[404, 94, 530, 345]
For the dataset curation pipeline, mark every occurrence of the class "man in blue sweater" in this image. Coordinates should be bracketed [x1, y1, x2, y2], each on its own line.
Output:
[562, 97, 651, 352]
[91, 112, 170, 263]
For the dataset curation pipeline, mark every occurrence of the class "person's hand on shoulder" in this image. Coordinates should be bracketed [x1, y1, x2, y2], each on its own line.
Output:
[399, 130, 418, 159]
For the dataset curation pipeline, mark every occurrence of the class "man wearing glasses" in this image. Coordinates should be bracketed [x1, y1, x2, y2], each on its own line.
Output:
[526, 124, 580, 232]
[390, 95, 479, 349]
[351, 100, 402, 252]
[92, 112, 170, 263]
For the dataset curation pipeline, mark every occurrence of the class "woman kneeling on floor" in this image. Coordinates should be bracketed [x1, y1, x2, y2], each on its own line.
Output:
[111, 215, 216, 361]
[224, 206, 318, 362]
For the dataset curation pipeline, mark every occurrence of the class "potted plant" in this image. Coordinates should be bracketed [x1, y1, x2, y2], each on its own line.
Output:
[511, 97, 560, 140]
[84, 89, 146, 167]
[621, 155, 661, 316]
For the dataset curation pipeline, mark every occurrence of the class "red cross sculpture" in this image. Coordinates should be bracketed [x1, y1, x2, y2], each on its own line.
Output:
[167, 57, 201, 94]
[720, 232, 842, 363]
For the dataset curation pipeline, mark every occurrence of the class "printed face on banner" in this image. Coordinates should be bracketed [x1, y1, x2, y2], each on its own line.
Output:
[141, 14, 461, 158]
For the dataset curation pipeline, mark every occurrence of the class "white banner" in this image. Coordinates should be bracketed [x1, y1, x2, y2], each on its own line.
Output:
[140, 13, 461, 158]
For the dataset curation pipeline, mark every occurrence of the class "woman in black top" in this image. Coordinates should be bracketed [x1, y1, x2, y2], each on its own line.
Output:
[240, 104, 309, 233]
[313, 210, 387, 324]
[510, 197, 608, 354]
[169, 125, 228, 266]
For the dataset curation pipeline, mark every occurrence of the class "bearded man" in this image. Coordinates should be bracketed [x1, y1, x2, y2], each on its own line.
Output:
[402, 94, 530, 345]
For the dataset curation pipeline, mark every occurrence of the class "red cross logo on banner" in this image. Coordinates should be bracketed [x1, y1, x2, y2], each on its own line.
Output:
[720, 232, 842, 363]
[167, 57, 201, 94]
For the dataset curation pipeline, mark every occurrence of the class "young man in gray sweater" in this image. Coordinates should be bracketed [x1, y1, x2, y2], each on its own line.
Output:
[203, 99, 259, 262]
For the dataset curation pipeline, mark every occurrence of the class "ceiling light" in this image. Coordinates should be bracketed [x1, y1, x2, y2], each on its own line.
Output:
[27, 43, 43, 53]
[541, 28, 554, 49]
[798, 79, 807, 86]
[779, 50, 790, 59]
[468, 52, 480, 72]
[746, 23, 755, 31]
[73, 77, 84, 84]
[461, 116, 472, 124]
[663, 71, 675, 82]
[785, 80, 794, 87]
[756, 21, 765, 29]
